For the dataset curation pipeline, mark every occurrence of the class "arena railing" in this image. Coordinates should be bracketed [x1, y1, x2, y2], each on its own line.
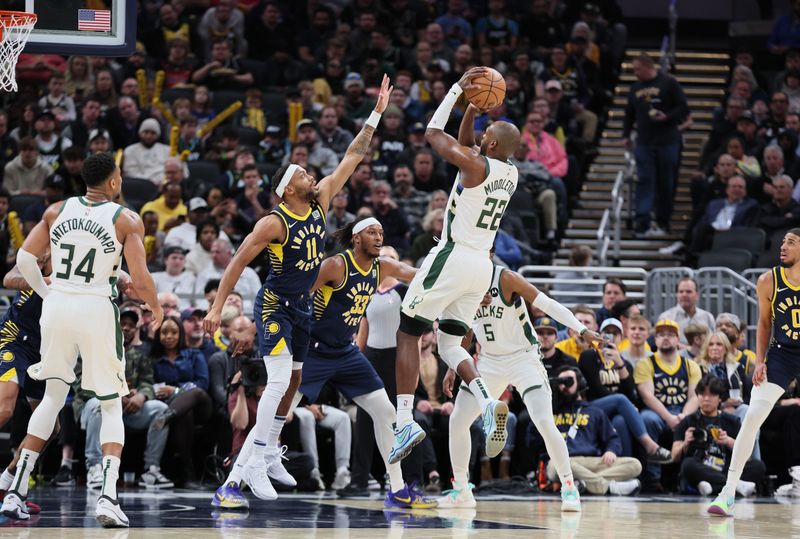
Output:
[518, 265, 648, 310]
[596, 152, 635, 266]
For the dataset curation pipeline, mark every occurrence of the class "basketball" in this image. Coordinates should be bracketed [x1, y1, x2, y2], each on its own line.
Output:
[464, 67, 506, 110]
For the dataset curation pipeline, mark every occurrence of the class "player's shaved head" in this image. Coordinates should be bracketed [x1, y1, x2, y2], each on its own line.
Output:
[484, 121, 520, 159]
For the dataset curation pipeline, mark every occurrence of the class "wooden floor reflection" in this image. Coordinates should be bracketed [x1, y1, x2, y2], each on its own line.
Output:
[0, 488, 797, 538]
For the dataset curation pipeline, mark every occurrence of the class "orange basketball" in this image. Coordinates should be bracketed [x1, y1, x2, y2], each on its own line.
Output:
[464, 68, 506, 110]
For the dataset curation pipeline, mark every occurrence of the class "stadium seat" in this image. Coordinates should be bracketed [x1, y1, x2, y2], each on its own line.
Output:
[211, 90, 246, 113]
[768, 227, 793, 250]
[711, 227, 766, 254]
[160, 87, 194, 105]
[236, 127, 262, 148]
[262, 92, 286, 121]
[756, 248, 780, 269]
[187, 160, 221, 183]
[697, 248, 754, 273]
[9, 194, 44, 216]
[122, 177, 158, 212]
[257, 162, 279, 178]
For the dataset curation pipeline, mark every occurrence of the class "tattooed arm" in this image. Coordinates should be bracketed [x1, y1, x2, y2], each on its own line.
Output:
[316, 74, 393, 211]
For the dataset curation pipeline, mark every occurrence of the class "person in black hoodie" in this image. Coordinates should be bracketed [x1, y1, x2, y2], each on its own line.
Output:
[579, 318, 672, 461]
[544, 365, 642, 495]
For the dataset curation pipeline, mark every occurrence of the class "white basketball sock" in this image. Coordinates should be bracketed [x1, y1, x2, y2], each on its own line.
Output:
[100, 455, 121, 500]
[10, 449, 38, 496]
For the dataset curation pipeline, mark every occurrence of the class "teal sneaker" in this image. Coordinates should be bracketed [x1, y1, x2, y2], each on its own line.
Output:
[561, 483, 582, 512]
[388, 421, 426, 464]
[483, 400, 509, 458]
[707, 492, 735, 517]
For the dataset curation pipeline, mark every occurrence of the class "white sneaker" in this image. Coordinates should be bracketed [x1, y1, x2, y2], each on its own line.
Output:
[86, 463, 104, 490]
[736, 480, 756, 498]
[310, 468, 325, 491]
[436, 483, 476, 508]
[698, 481, 713, 496]
[1, 491, 29, 521]
[658, 241, 685, 255]
[332, 467, 351, 490]
[608, 479, 641, 496]
[243, 456, 277, 500]
[138, 465, 174, 489]
[265, 445, 296, 487]
[95, 495, 129, 528]
[561, 484, 581, 512]
[644, 226, 667, 238]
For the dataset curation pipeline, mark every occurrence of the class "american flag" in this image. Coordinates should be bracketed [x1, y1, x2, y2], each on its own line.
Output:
[77, 9, 111, 32]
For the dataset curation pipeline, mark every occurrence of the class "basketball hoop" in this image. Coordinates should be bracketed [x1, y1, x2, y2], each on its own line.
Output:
[0, 11, 37, 93]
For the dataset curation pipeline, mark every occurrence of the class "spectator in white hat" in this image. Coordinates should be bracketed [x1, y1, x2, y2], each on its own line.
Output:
[123, 118, 170, 185]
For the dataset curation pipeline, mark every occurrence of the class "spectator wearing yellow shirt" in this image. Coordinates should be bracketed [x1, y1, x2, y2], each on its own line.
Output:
[634, 319, 702, 490]
[555, 305, 597, 359]
[139, 181, 187, 232]
[612, 298, 653, 354]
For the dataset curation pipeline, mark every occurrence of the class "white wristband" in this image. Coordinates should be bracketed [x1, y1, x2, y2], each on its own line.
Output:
[365, 111, 381, 129]
[427, 84, 463, 131]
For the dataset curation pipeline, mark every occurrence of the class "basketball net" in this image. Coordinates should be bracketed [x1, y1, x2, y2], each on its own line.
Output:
[0, 11, 37, 93]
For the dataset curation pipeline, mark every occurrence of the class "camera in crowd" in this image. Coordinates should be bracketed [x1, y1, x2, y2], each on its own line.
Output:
[239, 356, 267, 388]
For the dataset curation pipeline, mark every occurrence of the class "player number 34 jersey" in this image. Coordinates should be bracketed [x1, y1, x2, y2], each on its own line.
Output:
[49, 196, 124, 298]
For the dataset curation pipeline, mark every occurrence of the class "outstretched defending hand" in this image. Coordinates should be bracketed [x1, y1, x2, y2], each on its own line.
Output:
[752, 362, 767, 386]
[373, 74, 393, 114]
[204, 308, 221, 335]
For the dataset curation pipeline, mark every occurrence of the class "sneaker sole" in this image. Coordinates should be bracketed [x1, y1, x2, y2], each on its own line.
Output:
[1, 508, 29, 521]
[561, 502, 581, 512]
[707, 505, 732, 517]
[485, 402, 509, 459]
[436, 499, 477, 509]
[388, 429, 426, 464]
[96, 514, 129, 528]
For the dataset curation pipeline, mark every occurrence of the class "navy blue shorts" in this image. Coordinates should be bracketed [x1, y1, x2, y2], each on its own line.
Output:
[0, 341, 45, 400]
[299, 341, 384, 403]
[766, 345, 800, 390]
[254, 287, 312, 363]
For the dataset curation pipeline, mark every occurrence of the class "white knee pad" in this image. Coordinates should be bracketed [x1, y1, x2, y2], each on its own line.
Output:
[99, 398, 125, 446]
[265, 354, 292, 395]
[436, 330, 472, 371]
[27, 380, 70, 441]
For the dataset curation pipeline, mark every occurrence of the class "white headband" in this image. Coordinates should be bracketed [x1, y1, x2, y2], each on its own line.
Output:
[275, 164, 299, 198]
[353, 217, 382, 235]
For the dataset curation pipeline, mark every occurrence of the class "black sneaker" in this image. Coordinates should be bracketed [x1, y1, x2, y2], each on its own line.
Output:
[648, 446, 673, 464]
[52, 465, 75, 486]
[337, 483, 369, 498]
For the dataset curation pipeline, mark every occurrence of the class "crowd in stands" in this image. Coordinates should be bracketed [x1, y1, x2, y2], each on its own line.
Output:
[0, 0, 797, 500]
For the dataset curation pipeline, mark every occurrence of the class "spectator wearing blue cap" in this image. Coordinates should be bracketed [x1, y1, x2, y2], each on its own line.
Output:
[344, 73, 377, 123]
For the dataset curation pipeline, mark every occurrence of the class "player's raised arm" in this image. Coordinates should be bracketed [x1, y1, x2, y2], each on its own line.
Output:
[425, 67, 489, 183]
[378, 256, 417, 284]
[315, 75, 393, 210]
[458, 103, 482, 149]
[752, 270, 775, 386]
[117, 209, 163, 331]
[501, 269, 603, 346]
[204, 215, 285, 333]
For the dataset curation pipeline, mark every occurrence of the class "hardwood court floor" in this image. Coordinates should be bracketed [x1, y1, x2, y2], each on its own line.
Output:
[1, 487, 797, 538]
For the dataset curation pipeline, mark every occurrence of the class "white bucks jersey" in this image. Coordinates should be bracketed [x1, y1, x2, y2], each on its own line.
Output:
[49, 196, 124, 298]
[473, 266, 539, 359]
[441, 156, 518, 250]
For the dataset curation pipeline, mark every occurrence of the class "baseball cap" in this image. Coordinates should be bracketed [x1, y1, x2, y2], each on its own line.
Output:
[410, 122, 426, 133]
[544, 80, 563, 92]
[715, 312, 741, 328]
[119, 307, 140, 323]
[534, 317, 558, 332]
[181, 307, 207, 321]
[737, 110, 756, 124]
[600, 318, 624, 333]
[88, 128, 110, 142]
[36, 109, 55, 121]
[164, 245, 186, 258]
[344, 72, 364, 88]
[139, 118, 161, 136]
[654, 319, 681, 334]
[296, 118, 316, 131]
[384, 105, 404, 118]
[45, 175, 66, 190]
[265, 125, 281, 136]
[189, 197, 209, 212]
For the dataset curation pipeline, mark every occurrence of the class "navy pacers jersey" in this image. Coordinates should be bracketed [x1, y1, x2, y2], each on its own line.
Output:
[770, 266, 800, 348]
[650, 354, 690, 411]
[311, 250, 380, 351]
[0, 289, 43, 352]
[263, 201, 327, 298]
